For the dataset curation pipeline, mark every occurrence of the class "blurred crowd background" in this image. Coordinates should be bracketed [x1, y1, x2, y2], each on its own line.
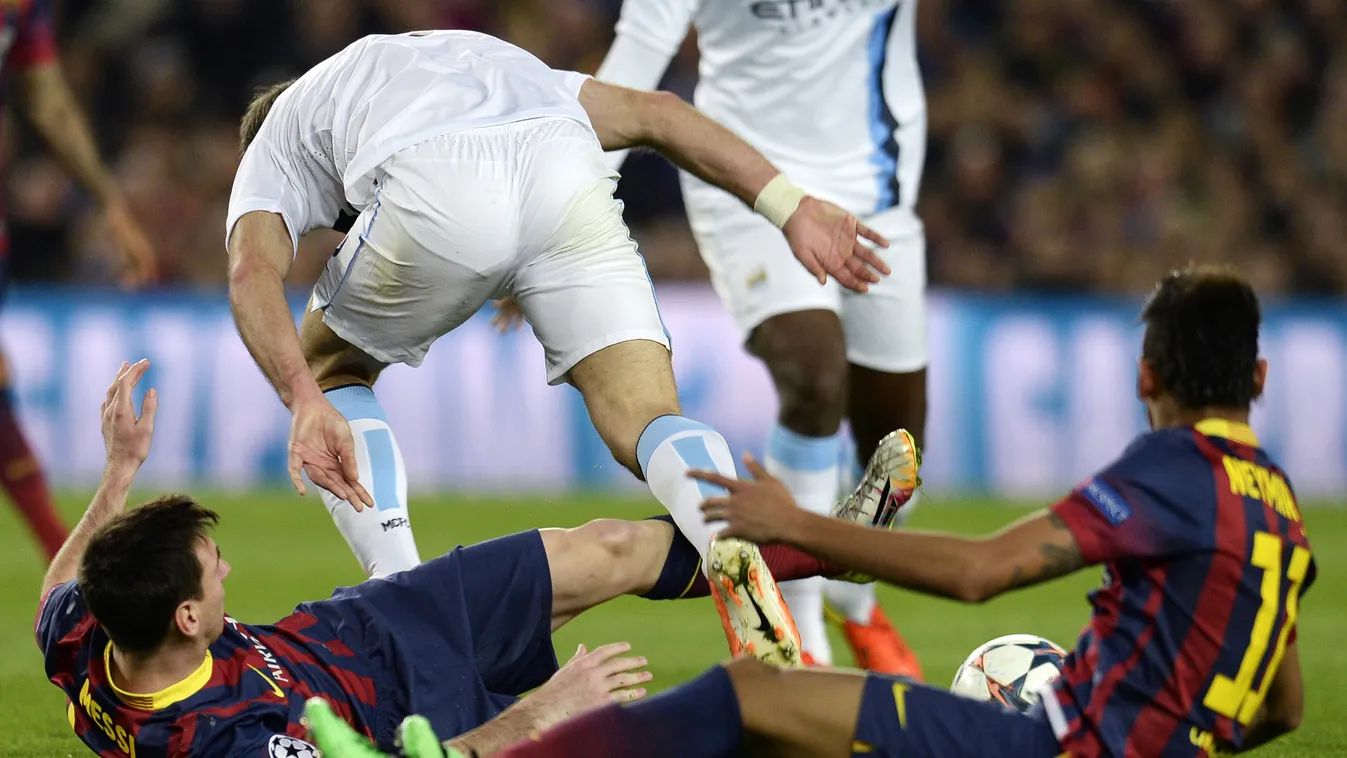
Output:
[8, 0, 1347, 295]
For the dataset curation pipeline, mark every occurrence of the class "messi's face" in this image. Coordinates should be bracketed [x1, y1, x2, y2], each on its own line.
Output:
[186, 537, 231, 643]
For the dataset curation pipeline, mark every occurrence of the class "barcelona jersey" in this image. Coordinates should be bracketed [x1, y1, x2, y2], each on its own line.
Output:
[37, 580, 378, 757]
[37, 529, 562, 757]
[1045, 420, 1315, 757]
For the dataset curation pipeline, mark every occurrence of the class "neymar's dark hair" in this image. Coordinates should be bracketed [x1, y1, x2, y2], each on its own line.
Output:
[78, 496, 220, 654]
[239, 79, 295, 154]
[1140, 264, 1261, 410]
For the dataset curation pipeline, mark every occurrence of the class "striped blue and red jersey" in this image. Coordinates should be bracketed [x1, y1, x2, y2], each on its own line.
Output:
[1044, 419, 1315, 758]
[37, 580, 379, 757]
[0, 0, 58, 265]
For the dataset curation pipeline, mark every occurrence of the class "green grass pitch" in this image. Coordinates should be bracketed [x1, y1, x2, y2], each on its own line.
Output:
[0, 491, 1342, 757]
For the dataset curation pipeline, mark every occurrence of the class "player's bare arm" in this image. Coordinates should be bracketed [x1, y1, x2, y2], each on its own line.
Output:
[446, 643, 649, 756]
[1236, 641, 1303, 752]
[227, 211, 374, 510]
[16, 62, 157, 286]
[694, 455, 1084, 603]
[40, 360, 157, 597]
[576, 79, 891, 293]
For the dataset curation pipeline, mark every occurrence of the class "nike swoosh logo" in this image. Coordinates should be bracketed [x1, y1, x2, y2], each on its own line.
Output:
[745, 590, 776, 640]
[248, 665, 284, 698]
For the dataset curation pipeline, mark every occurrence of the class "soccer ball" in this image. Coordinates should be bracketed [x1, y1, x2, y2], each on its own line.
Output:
[949, 634, 1067, 712]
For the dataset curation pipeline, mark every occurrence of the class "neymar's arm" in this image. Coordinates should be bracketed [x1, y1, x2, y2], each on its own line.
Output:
[1237, 642, 1303, 752]
[695, 458, 1084, 603]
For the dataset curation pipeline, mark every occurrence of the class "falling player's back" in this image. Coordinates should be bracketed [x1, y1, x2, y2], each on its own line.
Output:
[1048, 420, 1316, 757]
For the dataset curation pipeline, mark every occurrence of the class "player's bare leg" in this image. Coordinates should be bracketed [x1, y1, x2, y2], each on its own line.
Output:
[299, 309, 419, 577]
[822, 364, 928, 679]
[541, 518, 673, 629]
[0, 351, 67, 559]
[568, 338, 802, 665]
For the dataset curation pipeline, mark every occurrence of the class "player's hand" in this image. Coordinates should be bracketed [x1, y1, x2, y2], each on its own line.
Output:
[101, 359, 158, 470]
[693, 453, 811, 543]
[102, 197, 159, 289]
[782, 196, 890, 294]
[528, 642, 652, 731]
[288, 397, 375, 511]
[490, 297, 526, 333]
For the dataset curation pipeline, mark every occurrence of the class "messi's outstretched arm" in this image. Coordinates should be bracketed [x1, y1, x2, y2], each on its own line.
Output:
[40, 360, 157, 598]
[694, 456, 1084, 604]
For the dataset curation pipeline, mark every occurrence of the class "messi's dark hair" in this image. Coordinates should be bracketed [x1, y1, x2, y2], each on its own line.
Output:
[78, 496, 220, 654]
[1140, 264, 1261, 410]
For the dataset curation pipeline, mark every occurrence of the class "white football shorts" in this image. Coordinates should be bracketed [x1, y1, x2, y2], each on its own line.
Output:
[311, 117, 670, 385]
[681, 178, 928, 374]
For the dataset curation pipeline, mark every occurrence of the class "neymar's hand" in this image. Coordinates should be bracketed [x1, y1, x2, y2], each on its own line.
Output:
[782, 196, 890, 294]
[692, 453, 813, 544]
[288, 398, 375, 511]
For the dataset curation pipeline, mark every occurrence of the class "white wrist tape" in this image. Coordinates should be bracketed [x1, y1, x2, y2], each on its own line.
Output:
[753, 174, 806, 229]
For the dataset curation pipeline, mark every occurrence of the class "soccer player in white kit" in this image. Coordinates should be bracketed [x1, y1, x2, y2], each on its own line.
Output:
[223, 30, 890, 666]
[594, 0, 929, 676]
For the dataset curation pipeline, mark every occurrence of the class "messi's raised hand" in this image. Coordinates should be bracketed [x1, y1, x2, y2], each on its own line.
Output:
[288, 398, 375, 511]
[101, 359, 158, 470]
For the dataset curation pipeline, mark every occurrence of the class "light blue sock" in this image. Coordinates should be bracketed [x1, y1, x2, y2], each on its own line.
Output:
[321, 385, 420, 578]
[637, 415, 738, 571]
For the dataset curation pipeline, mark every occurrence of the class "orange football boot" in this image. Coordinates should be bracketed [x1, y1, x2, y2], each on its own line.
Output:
[839, 605, 923, 680]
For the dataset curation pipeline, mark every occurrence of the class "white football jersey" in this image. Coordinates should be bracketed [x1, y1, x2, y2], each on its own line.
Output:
[598, 0, 926, 218]
[226, 30, 592, 252]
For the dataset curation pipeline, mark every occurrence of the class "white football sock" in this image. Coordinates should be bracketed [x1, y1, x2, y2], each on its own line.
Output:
[322, 385, 421, 578]
[823, 578, 878, 625]
[637, 416, 739, 574]
[765, 424, 841, 665]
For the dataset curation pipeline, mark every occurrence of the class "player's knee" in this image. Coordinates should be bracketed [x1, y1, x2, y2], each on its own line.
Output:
[573, 518, 643, 561]
[549, 518, 659, 601]
[749, 312, 849, 433]
[765, 353, 849, 434]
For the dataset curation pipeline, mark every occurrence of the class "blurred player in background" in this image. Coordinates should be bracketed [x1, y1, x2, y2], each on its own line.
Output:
[594, 0, 930, 674]
[225, 30, 888, 666]
[308, 264, 1312, 758]
[37, 359, 878, 757]
[0, 0, 156, 560]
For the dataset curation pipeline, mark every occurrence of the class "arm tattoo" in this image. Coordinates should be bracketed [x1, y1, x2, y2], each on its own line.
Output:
[1008, 512, 1085, 590]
